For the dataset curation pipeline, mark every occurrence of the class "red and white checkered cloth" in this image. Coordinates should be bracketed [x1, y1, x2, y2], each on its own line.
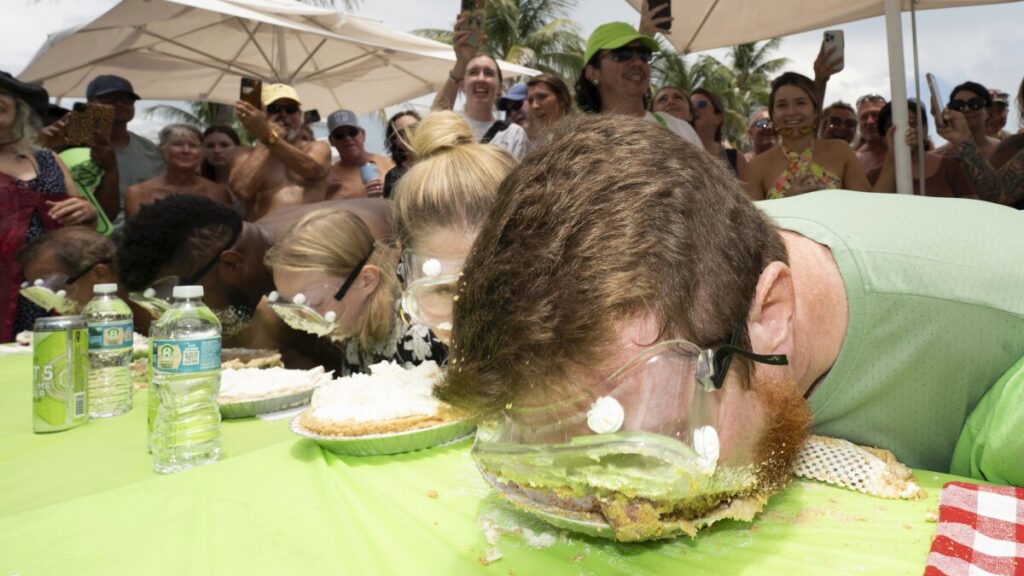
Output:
[925, 481, 1024, 576]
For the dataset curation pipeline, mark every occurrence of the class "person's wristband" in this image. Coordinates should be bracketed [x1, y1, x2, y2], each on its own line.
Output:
[448, 70, 464, 83]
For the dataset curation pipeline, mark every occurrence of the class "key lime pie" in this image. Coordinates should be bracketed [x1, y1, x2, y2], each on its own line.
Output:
[297, 360, 456, 436]
[218, 366, 332, 418]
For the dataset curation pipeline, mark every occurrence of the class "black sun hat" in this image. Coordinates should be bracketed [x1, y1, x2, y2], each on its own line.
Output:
[0, 71, 49, 119]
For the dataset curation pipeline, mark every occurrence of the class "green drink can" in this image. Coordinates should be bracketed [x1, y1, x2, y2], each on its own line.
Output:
[33, 316, 90, 433]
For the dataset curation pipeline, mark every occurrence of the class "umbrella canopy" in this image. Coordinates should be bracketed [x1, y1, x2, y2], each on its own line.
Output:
[19, 0, 538, 115]
[625, 0, 1018, 53]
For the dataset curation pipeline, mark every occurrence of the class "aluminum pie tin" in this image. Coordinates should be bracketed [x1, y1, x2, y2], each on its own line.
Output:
[219, 388, 317, 419]
[290, 415, 474, 456]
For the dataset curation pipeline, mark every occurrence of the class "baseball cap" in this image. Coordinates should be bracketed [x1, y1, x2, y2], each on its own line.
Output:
[327, 109, 360, 133]
[990, 89, 1010, 105]
[497, 83, 528, 112]
[86, 74, 140, 101]
[262, 83, 301, 106]
[583, 22, 659, 66]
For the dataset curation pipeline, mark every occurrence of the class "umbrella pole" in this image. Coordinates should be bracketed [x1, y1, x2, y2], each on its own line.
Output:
[885, 0, 913, 195]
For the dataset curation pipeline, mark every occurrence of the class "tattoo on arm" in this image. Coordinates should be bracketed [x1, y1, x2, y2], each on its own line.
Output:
[957, 139, 999, 201]
[997, 149, 1024, 204]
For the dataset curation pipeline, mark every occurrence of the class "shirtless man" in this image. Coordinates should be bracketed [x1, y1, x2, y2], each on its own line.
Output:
[230, 83, 331, 221]
[854, 94, 888, 175]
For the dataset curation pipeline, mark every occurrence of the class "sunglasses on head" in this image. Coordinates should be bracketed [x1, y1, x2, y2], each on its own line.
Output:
[753, 118, 774, 130]
[606, 47, 653, 64]
[856, 93, 886, 108]
[947, 97, 987, 112]
[331, 128, 360, 140]
[266, 102, 300, 115]
[827, 116, 858, 129]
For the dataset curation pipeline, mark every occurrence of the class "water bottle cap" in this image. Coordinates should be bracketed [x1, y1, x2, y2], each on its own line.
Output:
[93, 283, 118, 294]
[173, 285, 204, 299]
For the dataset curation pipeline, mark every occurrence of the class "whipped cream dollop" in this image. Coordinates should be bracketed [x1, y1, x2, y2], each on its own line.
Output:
[587, 396, 625, 434]
[219, 366, 332, 403]
[309, 360, 443, 423]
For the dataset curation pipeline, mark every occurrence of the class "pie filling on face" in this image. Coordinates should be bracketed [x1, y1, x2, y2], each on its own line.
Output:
[298, 360, 455, 437]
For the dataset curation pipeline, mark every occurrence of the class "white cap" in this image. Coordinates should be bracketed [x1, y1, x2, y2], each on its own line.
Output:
[93, 283, 118, 294]
[173, 285, 204, 299]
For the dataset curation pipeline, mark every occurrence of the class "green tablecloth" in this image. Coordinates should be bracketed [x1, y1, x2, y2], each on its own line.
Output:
[0, 353, 949, 575]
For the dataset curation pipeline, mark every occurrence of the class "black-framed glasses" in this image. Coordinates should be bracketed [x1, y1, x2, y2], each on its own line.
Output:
[65, 257, 112, 286]
[708, 343, 788, 389]
[266, 102, 300, 115]
[948, 97, 987, 112]
[606, 47, 653, 64]
[827, 116, 858, 129]
[332, 243, 375, 302]
[331, 127, 360, 140]
[752, 118, 774, 130]
[856, 93, 886, 108]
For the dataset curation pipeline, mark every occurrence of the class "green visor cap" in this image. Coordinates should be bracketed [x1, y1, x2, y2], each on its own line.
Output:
[583, 22, 660, 66]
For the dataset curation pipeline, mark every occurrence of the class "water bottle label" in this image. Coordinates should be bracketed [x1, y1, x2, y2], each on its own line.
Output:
[153, 338, 221, 373]
[88, 321, 133, 350]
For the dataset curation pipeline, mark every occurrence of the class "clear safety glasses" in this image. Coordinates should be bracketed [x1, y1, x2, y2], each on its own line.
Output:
[19, 258, 111, 314]
[267, 285, 339, 338]
[268, 244, 374, 338]
[471, 339, 787, 539]
[399, 251, 464, 331]
[19, 274, 80, 314]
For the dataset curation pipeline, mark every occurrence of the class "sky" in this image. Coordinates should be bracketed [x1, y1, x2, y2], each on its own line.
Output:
[2, 0, 1022, 150]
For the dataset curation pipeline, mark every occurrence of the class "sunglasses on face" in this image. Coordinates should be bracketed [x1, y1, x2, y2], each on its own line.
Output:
[827, 117, 858, 129]
[606, 47, 653, 64]
[693, 100, 710, 110]
[753, 118, 774, 130]
[506, 100, 524, 112]
[331, 128, 360, 140]
[266, 102, 300, 115]
[948, 97, 987, 112]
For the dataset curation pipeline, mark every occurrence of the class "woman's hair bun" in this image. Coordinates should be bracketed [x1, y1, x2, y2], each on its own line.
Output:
[408, 111, 475, 160]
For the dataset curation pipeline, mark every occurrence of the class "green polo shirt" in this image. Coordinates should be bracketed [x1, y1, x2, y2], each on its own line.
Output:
[758, 191, 1024, 472]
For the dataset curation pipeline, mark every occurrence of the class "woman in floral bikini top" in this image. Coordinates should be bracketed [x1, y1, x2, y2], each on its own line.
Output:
[746, 72, 871, 200]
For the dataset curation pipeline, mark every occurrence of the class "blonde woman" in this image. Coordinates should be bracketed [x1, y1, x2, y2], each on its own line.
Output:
[266, 209, 445, 375]
[392, 111, 515, 345]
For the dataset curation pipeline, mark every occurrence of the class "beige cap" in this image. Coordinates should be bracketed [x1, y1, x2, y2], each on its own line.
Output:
[262, 83, 301, 106]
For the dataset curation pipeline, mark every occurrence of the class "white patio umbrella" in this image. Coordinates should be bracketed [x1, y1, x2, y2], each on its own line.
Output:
[626, 0, 1021, 194]
[19, 0, 538, 115]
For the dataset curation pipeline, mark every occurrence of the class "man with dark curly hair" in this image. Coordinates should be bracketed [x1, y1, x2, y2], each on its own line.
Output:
[117, 194, 391, 367]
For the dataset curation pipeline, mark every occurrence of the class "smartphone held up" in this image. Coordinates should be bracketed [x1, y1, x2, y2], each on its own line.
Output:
[64, 103, 115, 147]
[926, 73, 947, 130]
[460, 0, 487, 48]
[822, 30, 845, 73]
[648, 0, 672, 32]
[240, 77, 263, 109]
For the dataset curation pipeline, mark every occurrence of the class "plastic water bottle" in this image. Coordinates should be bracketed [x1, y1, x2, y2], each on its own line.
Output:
[150, 285, 222, 474]
[82, 283, 133, 418]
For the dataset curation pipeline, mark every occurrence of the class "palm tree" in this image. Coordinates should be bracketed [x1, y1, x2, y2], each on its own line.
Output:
[415, 0, 585, 83]
[143, 102, 254, 144]
[728, 39, 787, 118]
